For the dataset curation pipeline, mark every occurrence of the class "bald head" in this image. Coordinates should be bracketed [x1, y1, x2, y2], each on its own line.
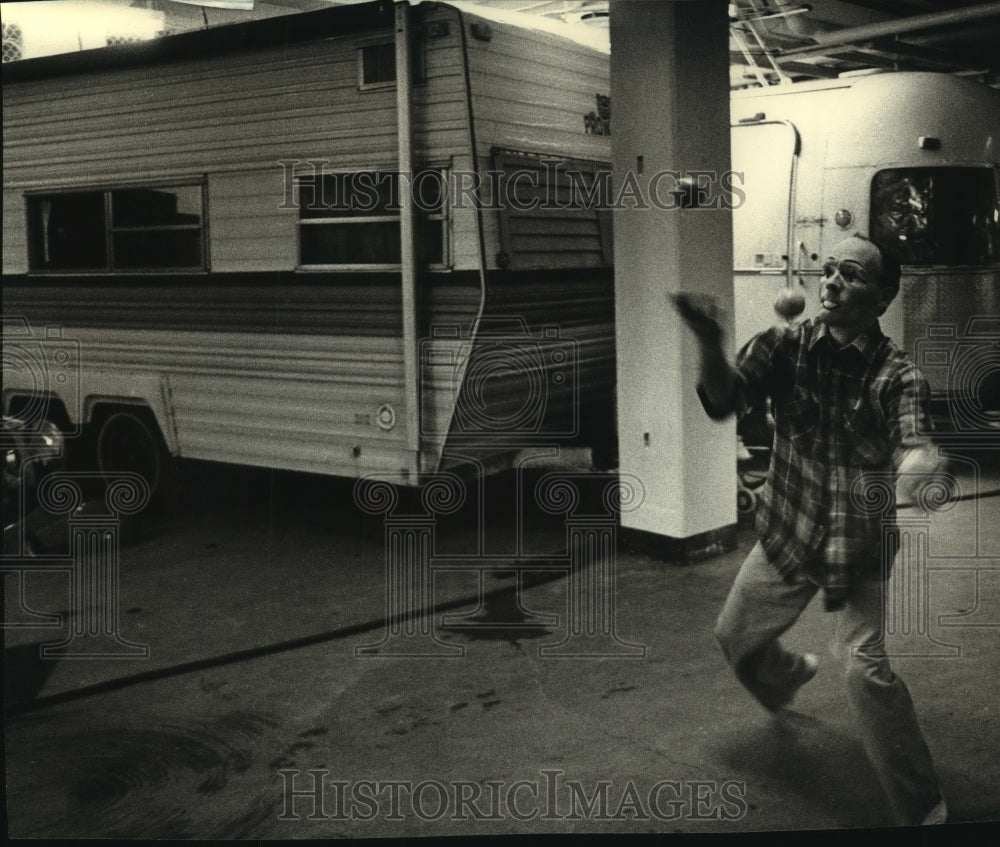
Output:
[833, 234, 901, 307]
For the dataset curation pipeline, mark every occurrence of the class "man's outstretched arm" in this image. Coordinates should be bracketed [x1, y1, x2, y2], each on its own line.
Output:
[888, 364, 954, 506]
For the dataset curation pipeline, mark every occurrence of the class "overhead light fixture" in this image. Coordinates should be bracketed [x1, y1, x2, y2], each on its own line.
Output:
[730, 3, 811, 23]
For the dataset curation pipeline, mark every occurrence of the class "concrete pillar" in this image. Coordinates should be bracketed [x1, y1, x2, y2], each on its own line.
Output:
[610, 0, 737, 560]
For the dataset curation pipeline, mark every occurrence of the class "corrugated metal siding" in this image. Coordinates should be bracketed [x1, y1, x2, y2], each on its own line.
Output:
[437, 272, 616, 470]
[209, 171, 298, 271]
[3, 41, 399, 184]
[444, 154, 485, 273]
[432, 15, 615, 470]
[1, 189, 26, 276]
[3, 278, 486, 477]
[457, 16, 612, 273]
[901, 270, 1000, 396]
[466, 18, 611, 163]
[128, 326, 409, 477]
[483, 276, 616, 423]
[416, 281, 482, 472]
[2, 283, 404, 335]
[413, 8, 481, 274]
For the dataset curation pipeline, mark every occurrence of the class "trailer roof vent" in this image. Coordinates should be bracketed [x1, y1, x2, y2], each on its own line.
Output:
[918, 136, 941, 151]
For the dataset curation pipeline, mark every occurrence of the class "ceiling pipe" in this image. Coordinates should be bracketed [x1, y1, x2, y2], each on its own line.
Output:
[730, 2, 812, 24]
[770, 0, 815, 37]
[779, 1, 1000, 57]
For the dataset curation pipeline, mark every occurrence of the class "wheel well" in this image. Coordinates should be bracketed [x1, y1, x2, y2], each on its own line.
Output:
[6, 393, 72, 431]
[91, 403, 174, 474]
[90, 403, 166, 442]
[85, 403, 178, 513]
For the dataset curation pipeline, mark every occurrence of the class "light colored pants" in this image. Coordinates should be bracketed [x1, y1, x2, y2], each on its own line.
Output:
[714, 542, 943, 826]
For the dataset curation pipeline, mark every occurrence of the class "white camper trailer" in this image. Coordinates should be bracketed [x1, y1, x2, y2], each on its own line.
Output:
[2, 0, 616, 501]
[730, 71, 1000, 439]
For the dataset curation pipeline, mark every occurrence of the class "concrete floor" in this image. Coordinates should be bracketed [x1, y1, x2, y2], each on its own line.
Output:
[3, 453, 999, 838]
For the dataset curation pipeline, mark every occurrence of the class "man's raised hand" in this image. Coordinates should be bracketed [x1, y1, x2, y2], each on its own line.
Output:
[672, 293, 723, 348]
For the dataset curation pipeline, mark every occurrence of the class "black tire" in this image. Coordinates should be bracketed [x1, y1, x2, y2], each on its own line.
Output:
[96, 409, 174, 511]
[736, 487, 757, 518]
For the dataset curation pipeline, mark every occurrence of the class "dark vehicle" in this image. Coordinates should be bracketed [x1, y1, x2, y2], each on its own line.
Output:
[2, 416, 65, 555]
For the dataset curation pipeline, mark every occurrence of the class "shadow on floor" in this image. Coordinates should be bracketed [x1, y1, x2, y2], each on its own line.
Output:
[4, 641, 62, 705]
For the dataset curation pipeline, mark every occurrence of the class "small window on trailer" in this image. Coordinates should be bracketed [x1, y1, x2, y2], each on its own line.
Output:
[26, 183, 207, 273]
[357, 36, 427, 89]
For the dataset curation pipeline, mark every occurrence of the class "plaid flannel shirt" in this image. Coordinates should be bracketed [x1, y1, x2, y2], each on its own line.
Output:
[700, 318, 935, 610]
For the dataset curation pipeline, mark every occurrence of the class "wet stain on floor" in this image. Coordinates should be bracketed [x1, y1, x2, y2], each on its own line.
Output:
[601, 685, 637, 699]
[438, 591, 556, 646]
[6, 710, 282, 838]
[298, 726, 329, 738]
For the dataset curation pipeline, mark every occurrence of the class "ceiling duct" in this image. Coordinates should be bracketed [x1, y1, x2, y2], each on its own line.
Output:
[780, 1, 1000, 57]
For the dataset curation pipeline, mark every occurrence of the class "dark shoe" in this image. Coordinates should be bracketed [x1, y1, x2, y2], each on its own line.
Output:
[920, 799, 948, 825]
[765, 652, 819, 711]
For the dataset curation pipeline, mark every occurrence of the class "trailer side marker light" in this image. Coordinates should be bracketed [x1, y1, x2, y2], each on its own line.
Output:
[835, 209, 853, 228]
[470, 22, 493, 41]
[377, 404, 397, 431]
[918, 136, 941, 151]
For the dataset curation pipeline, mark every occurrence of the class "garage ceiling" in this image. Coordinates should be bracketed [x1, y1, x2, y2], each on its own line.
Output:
[6, 1, 998, 89]
[725, 0, 1000, 88]
[467, 0, 1000, 89]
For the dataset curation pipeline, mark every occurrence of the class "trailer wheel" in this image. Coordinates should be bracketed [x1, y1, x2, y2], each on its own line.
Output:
[96, 410, 173, 510]
[736, 486, 758, 519]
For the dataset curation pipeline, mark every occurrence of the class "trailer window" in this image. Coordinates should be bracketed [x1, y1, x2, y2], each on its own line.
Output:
[360, 42, 395, 86]
[27, 183, 205, 272]
[358, 39, 426, 89]
[296, 170, 446, 269]
[111, 186, 204, 269]
[27, 192, 107, 270]
[870, 168, 999, 266]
